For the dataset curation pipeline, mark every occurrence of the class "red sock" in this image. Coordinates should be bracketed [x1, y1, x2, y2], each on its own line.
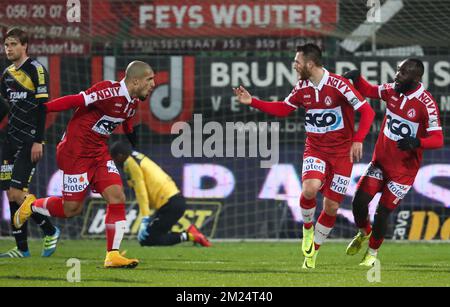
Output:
[314, 211, 337, 250]
[300, 195, 316, 229]
[32, 197, 67, 218]
[369, 236, 384, 250]
[105, 204, 126, 252]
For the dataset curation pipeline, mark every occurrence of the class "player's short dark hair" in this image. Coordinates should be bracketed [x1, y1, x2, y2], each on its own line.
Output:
[4, 27, 28, 45]
[405, 58, 425, 78]
[296, 43, 322, 66]
[110, 141, 132, 158]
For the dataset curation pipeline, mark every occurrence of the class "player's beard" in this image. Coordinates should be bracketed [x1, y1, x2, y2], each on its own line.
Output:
[394, 79, 416, 94]
[298, 67, 311, 81]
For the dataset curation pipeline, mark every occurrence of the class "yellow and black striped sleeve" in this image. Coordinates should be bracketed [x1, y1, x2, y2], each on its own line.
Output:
[30, 61, 50, 143]
[124, 157, 151, 217]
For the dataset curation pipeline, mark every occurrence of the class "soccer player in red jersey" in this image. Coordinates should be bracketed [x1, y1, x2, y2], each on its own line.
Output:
[343, 59, 444, 266]
[14, 61, 155, 268]
[233, 44, 375, 268]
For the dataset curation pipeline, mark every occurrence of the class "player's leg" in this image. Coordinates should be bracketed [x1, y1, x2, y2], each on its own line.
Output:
[95, 159, 138, 268]
[315, 156, 353, 252]
[300, 154, 327, 258]
[101, 184, 138, 268]
[10, 142, 58, 236]
[13, 149, 90, 227]
[0, 142, 30, 257]
[139, 193, 187, 246]
[347, 162, 384, 256]
[360, 176, 413, 266]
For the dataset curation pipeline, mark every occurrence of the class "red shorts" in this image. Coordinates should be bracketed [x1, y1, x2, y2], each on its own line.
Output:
[301, 149, 353, 203]
[357, 161, 415, 210]
[56, 150, 123, 202]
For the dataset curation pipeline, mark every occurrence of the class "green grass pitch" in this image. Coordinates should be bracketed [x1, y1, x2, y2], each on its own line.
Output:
[0, 239, 449, 287]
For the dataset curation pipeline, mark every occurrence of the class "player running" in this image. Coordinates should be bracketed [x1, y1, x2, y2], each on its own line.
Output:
[13, 60, 155, 268]
[0, 28, 60, 258]
[343, 59, 444, 266]
[110, 142, 212, 247]
[233, 44, 375, 269]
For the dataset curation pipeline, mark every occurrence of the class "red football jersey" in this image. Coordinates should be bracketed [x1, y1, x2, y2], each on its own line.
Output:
[284, 69, 367, 156]
[58, 80, 139, 158]
[374, 82, 442, 176]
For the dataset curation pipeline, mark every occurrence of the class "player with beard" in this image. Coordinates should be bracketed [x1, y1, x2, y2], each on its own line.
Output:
[13, 61, 155, 268]
[343, 59, 443, 266]
[233, 44, 375, 268]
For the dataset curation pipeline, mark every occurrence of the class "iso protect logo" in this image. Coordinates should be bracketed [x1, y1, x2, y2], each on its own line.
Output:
[66, 0, 81, 23]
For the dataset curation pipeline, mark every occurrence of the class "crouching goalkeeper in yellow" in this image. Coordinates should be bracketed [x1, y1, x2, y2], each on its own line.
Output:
[110, 142, 211, 247]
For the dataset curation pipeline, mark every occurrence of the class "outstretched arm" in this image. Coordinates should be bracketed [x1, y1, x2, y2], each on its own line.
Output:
[44, 94, 85, 113]
[343, 70, 380, 99]
[233, 86, 296, 117]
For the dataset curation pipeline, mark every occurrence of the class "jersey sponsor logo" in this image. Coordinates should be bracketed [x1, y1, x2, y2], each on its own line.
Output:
[302, 157, 326, 174]
[326, 76, 352, 95]
[36, 86, 48, 94]
[384, 109, 419, 141]
[85, 87, 121, 105]
[305, 106, 344, 134]
[0, 164, 13, 181]
[10, 92, 28, 100]
[330, 174, 351, 195]
[363, 163, 383, 181]
[387, 181, 411, 200]
[418, 92, 438, 118]
[106, 160, 119, 174]
[63, 173, 89, 193]
[92, 115, 124, 135]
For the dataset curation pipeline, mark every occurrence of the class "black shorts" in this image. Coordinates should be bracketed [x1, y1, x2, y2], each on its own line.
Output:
[148, 193, 187, 235]
[0, 139, 36, 191]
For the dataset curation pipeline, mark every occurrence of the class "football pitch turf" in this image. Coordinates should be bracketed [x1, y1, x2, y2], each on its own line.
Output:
[0, 239, 449, 287]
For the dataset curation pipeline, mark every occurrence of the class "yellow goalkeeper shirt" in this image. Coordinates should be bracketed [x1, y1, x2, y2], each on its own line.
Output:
[123, 151, 180, 216]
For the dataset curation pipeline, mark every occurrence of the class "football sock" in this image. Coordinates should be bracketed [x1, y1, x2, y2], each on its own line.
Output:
[31, 214, 56, 236]
[32, 197, 67, 218]
[300, 194, 316, 229]
[314, 211, 336, 250]
[368, 236, 384, 251]
[10, 201, 29, 252]
[105, 204, 126, 251]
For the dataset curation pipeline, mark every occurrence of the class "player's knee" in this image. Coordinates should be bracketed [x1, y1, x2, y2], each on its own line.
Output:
[64, 201, 83, 217]
[104, 190, 126, 204]
[302, 179, 321, 199]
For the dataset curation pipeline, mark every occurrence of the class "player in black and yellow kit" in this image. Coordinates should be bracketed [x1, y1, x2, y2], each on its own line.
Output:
[0, 28, 60, 258]
[110, 141, 211, 247]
